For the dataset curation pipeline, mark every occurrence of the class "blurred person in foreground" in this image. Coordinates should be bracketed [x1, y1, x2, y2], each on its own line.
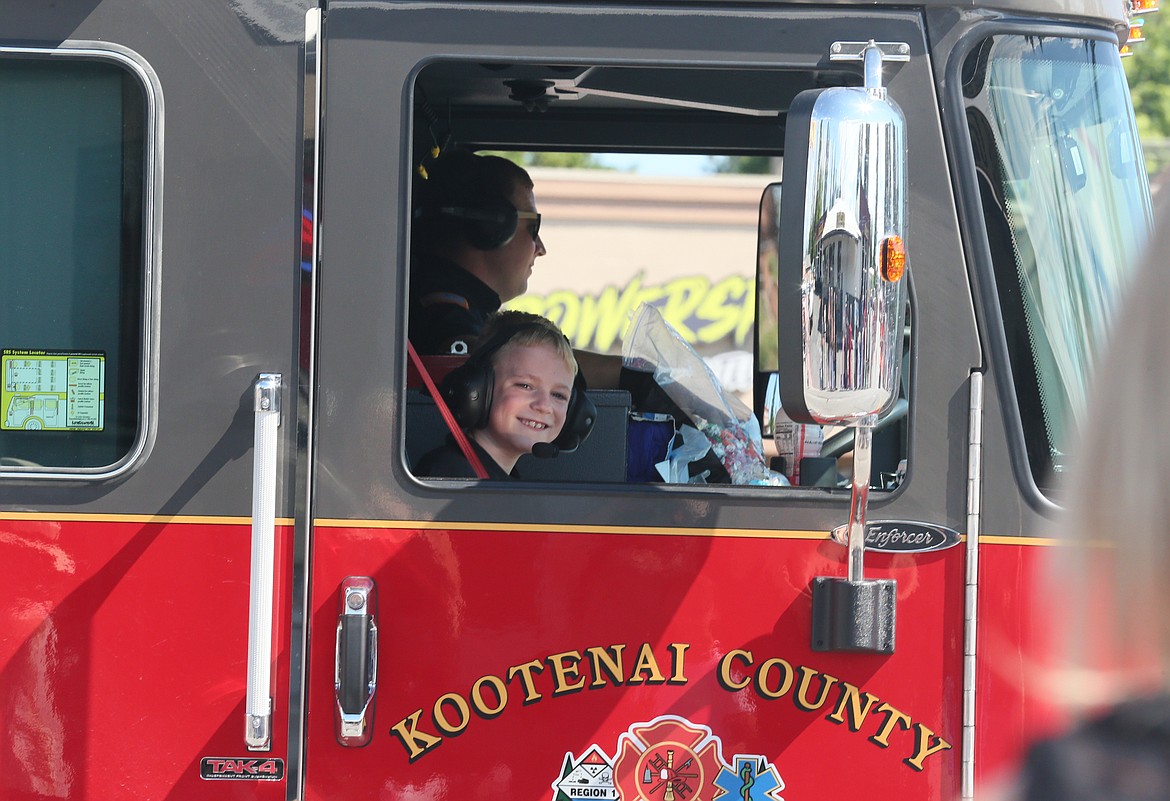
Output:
[1012, 207, 1170, 801]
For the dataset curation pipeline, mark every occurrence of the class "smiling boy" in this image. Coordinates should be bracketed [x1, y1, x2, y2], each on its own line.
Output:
[416, 312, 580, 478]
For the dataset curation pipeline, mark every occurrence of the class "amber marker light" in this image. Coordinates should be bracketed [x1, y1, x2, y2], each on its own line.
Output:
[1122, 15, 1152, 56]
[1125, 0, 1158, 56]
[881, 236, 906, 282]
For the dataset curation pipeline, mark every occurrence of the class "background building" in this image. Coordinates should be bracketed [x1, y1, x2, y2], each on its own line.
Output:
[507, 168, 777, 393]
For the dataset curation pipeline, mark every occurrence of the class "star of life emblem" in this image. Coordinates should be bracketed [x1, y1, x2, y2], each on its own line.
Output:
[713, 755, 785, 801]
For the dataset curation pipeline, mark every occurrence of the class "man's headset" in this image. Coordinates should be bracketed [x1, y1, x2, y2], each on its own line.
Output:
[440, 321, 597, 456]
[437, 201, 521, 251]
[417, 149, 524, 251]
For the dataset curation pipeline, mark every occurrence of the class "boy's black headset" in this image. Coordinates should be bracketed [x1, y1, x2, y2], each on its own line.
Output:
[440, 322, 597, 457]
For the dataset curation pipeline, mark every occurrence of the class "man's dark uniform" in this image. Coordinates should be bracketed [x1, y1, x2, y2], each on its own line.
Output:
[408, 255, 501, 355]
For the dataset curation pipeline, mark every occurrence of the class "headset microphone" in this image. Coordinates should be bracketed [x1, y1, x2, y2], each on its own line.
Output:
[531, 442, 560, 459]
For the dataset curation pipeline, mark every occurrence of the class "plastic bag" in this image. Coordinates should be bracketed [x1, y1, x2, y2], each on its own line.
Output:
[623, 304, 789, 486]
[655, 424, 715, 484]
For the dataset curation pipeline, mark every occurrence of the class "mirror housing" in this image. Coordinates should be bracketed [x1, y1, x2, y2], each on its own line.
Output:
[777, 47, 909, 427]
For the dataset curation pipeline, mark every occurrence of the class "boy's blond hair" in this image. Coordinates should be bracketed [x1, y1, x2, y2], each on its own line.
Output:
[478, 311, 577, 377]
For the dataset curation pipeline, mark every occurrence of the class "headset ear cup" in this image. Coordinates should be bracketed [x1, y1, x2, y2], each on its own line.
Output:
[463, 202, 518, 250]
[552, 372, 596, 452]
[441, 361, 494, 429]
[439, 322, 525, 429]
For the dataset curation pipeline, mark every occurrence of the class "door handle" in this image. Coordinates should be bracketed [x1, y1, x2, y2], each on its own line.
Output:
[246, 373, 281, 750]
[335, 577, 378, 746]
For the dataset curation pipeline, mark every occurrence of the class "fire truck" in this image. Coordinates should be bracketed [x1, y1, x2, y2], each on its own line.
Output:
[0, 0, 1156, 799]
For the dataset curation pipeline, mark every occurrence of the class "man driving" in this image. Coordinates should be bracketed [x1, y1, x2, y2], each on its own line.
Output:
[409, 149, 547, 355]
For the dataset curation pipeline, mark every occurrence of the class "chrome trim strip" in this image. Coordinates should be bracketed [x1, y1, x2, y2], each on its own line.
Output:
[0, 42, 163, 481]
[962, 370, 984, 801]
[246, 373, 282, 751]
[287, 6, 322, 799]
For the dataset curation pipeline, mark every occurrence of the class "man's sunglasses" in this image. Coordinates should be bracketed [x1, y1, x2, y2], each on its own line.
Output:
[515, 211, 541, 239]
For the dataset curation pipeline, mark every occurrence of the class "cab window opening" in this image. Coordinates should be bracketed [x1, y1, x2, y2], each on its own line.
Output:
[405, 59, 911, 490]
[962, 34, 1152, 492]
[0, 54, 149, 472]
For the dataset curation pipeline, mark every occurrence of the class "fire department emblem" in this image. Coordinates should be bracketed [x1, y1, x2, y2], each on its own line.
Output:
[551, 716, 788, 801]
[613, 716, 726, 801]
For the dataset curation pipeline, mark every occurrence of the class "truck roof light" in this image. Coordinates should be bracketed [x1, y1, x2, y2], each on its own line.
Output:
[881, 236, 906, 283]
[1122, 4, 1155, 57]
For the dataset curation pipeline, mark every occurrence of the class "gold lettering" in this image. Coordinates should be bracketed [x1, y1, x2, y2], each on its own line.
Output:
[869, 702, 912, 747]
[471, 674, 507, 719]
[667, 643, 689, 684]
[391, 649, 948, 773]
[628, 642, 667, 684]
[507, 658, 546, 704]
[389, 709, 442, 761]
[547, 650, 586, 696]
[586, 644, 627, 688]
[793, 666, 838, 711]
[717, 649, 753, 691]
[756, 658, 795, 700]
[826, 681, 880, 731]
[904, 723, 952, 771]
[432, 693, 470, 736]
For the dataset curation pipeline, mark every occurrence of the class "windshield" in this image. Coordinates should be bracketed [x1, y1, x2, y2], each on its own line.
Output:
[965, 35, 1152, 488]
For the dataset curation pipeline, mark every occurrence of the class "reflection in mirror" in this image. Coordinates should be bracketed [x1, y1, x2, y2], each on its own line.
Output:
[777, 78, 909, 428]
[756, 183, 781, 375]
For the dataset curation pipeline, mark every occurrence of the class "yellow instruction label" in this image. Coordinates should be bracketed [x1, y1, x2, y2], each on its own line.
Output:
[2, 349, 105, 431]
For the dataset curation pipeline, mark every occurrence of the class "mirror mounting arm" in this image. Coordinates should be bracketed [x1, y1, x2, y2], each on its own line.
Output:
[780, 41, 911, 655]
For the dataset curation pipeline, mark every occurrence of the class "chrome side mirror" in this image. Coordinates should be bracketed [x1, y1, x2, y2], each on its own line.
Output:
[777, 41, 910, 653]
[778, 42, 909, 425]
